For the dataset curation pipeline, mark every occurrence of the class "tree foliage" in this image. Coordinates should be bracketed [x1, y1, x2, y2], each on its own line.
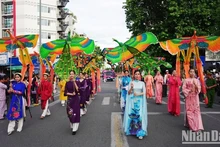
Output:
[123, 0, 220, 65]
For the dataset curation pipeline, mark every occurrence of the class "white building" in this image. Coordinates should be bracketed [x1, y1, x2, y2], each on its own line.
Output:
[0, 0, 71, 56]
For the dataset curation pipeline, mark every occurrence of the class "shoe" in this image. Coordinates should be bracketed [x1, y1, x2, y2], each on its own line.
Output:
[17, 130, 22, 132]
[138, 136, 143, 140]
[8, 131, 13, 136]
[40, 116, 45, 119]
[72, 131, 76, 135]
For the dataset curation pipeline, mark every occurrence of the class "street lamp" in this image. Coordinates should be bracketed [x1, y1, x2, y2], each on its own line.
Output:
[39, 0, 42, 78]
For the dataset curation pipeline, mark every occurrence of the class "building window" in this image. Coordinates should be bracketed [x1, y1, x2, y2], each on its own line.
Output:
[48, 20, 51, 26]
[3, 17, 13, 28]
[3, 4, 13, 14]
[37, 19, 51, 26]
[41, 32, 48, 39]
[48, 33, 51, 39]
[41, 32, 52, 39]
[37, 5, 51, 13]
[2, 31, 9, 37]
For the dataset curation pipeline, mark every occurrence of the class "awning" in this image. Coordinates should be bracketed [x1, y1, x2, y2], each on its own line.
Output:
[8, 65, 22, 70]
[7, 65, 41, 71]
[8, 57, 40, 68]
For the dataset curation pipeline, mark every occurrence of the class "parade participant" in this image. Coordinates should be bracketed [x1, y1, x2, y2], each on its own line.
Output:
[37, 73, 53, 119]
[94, 72, 98, 95]
[58, 78, 67, 106]
[76, 72, 87, 116]
[206, 72, 217, 108]
[216, 75, 220, 98]
[64, 70, 80, 135]
[167, 70, 182, 116]
[182, 69, 204, 132]
[154, 71, 163, 104]
[123, 70, 147, 140]
[120, 70, 131, 113]
[0, 76, 7, 120]
[31, 75, 39, 105]
[85, 73, 92, 104]
[163, 70, 171, 97]
[116, 72, 124, 102]
[4, 75, 13, 111]
[144, 71, 154, 99]
[7, 73, 27, 135]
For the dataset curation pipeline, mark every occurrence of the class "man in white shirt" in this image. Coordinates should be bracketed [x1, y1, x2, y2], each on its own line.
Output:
[163, 70, 171, 97]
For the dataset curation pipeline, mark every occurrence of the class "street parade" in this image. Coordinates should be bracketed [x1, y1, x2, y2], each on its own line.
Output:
[0, 0, 220, 147]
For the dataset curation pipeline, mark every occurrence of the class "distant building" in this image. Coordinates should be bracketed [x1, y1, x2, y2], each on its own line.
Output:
[0, 0, 71, 55]
[0, 0, 75, 72]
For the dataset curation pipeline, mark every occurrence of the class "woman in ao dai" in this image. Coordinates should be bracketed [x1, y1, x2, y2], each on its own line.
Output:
[123, 70, 148, 140]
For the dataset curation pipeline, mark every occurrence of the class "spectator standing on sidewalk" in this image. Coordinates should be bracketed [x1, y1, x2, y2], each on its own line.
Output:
[216, 75, 220, 103]
[206, 72, 217, 108]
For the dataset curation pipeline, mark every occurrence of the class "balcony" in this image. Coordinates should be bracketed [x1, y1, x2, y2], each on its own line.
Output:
[57, 21, 68, 32]
[57, 32, 66, 39]
[1, 0, 13, 3]
[2, 23, 13, 29]
[2, 10, 13, 16]
[57, 0, 69, 8]
[57, 8, 69, 20]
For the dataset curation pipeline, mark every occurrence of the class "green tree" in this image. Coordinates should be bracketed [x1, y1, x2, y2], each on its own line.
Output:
[123, 0, 220, 65]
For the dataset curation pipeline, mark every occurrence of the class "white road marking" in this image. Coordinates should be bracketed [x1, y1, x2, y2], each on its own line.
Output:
[111, 112, 129, 147]
[147, 111, 220, 115]
[102, 97, 110, 105]
[204, 113, 220, 122]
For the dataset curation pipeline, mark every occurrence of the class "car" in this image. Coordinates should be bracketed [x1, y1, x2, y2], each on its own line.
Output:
[102, 70, 115, 82]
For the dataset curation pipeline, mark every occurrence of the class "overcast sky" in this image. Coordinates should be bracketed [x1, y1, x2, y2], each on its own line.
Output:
[66, 0, 131, 49]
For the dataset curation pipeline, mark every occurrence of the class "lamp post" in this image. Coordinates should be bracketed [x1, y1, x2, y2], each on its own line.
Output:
[39, 0, 42, 78]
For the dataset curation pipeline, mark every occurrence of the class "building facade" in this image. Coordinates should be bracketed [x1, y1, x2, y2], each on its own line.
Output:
[0, 0, 71, 55]
[0, 0, 74, 73]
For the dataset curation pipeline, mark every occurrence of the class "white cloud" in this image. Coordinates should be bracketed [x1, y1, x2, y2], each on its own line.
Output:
[67, 0, 131, 49]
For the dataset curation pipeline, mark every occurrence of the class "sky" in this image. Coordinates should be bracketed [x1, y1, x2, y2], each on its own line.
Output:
[66, 0, 131, 49]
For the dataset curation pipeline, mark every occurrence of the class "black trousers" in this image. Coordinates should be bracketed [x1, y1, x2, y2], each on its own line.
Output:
[162, 85, 167, 97]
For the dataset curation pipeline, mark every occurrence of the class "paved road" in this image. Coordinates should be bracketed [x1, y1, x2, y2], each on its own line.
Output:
[0, 81, 220, 147]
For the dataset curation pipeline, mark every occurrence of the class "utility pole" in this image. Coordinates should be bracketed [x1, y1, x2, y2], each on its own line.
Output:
[39, 0, 42, 78]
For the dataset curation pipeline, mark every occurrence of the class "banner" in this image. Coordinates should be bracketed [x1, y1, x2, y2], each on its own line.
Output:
[0, 53, 9, 65]
[205, 50, 220, 61]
